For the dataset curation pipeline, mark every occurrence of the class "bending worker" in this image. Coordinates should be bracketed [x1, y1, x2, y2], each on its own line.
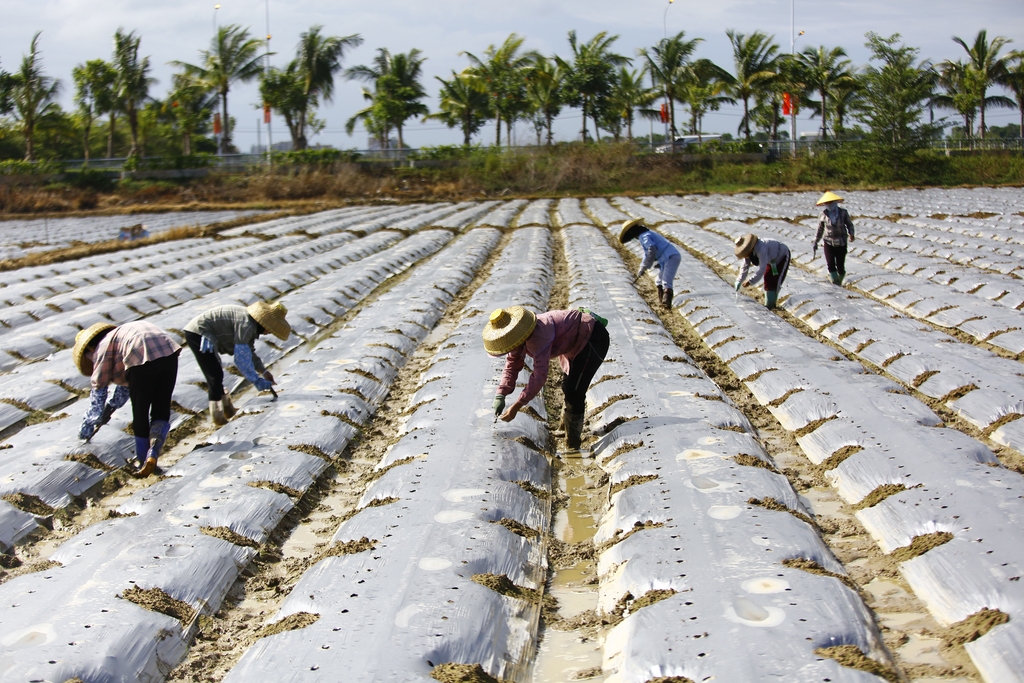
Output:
[183, 301, 290, 425]
[734, 233, 791, 310]
[812, 190, 855, 285]
[484, 306, 609, 451]
[620, 218, 681, 309]
[74, 320, 181, 477]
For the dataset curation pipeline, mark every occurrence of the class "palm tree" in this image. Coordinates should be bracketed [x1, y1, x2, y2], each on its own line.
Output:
[724, 30, 780, 141]
[72, 60, 110, 162]
[602, 66, 657, 141]
[952, 30, 1014, 139]
[935, 60, 983, 139]
[112, 29, 155, 159]
[11, 32, 61, 161]
[291, 26, 362, 149]
[556, 31, 630, 142]
[426, 70, 490, 145]
[167, 73, 216, 156]
[1006, 52, 1024, 138]
[346, 48, 429, 150]
[260, 63, 307, 149]
[173, 25, 264, 153]
[796, 45, 856, 141]
[462, 34, 539, 147]
[640, 32, 703, 142]
[680, 59, 734, 141]
[525, 56, 563, 146]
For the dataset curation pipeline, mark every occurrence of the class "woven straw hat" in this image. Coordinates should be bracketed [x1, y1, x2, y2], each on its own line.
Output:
[247, 301, 291, 341]
[73, 322, 115, 376]
[482, 306, 537, 356]
[816, 191, 844, 206]
[619, 218, 647, 244]
[734, 233, 758, 259]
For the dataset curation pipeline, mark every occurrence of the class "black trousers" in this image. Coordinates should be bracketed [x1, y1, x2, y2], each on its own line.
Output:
[562, 323, 610, 414]
[126, 352, 179, 438]
[823, 243, 848, 276]
[184, 331, 225, 400]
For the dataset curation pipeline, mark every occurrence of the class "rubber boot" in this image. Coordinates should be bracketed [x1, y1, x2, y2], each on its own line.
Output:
[135, 420, 169, 477]
[221, 394, 237, 420]
[663, 289, 674, 309]
[131, 436, 149, 471]
[765, 290, 779, 310]
[828, 270, 841, 285]
[209, 400, 227, 426]
[556, 406, 571, 436]
[565, 412, 585, 451]
[657, 285, 664, 305]
[837, 271, 845, 286]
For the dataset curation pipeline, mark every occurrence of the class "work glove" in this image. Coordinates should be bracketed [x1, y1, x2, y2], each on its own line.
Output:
[492, 394, 506, 416]
[254, 377, 273, 392]
[78, 419, 98, 441]
[734, 280, 741, 291]
[849, 234, 855, 242]
[812, 242, 818, 259]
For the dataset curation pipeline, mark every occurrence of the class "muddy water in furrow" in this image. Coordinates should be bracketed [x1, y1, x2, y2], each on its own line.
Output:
[636, 232, 982, 682]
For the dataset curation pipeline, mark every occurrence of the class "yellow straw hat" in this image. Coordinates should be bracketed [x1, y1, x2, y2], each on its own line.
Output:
[734, 233, 758, 259]
[482, 306, 537, 356]
[816, 191, 844, 206]
[73, 322, 115, 376]
[619, 218, 647, 244]
[246, 301, 291, 341]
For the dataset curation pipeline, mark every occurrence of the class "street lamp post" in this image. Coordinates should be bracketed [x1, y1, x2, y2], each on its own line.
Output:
[213, 4, 220, 36]
[789, 0, 803, 157]
[265, 0, 273, 163]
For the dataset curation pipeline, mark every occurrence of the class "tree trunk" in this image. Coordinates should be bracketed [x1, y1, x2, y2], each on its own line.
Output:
[463, 111, 471, 146]
[295, 108, 308, 150]
[820, 89, 827, 140]
[127, 105, 140, 159]
[495, 113, 501, 147]
[506, 119, 511, 147]
[183, 130, 192, 157]
[743, 95, 751, 140]
[546, 112, 553, 146]
[581, 101, 588, 142]
[221, 91, 230, 154]
[626, 115, 633, 141]
[23, 119, 34, 162]
[108, 113, 116, 158]
[83, 116, 92, 163]
[398, 123, 405, 151]
[979, 86, 987, 140]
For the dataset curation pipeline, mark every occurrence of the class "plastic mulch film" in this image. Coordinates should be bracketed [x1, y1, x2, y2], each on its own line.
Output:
[553, 197, 592, 228]
[432, 201, 501, 230]
[665, 237, 1024, 682]
[610, 196, 676, 225]
[0, 228, 500, 683]
[222, 227, 551, 683]
[514, 199, 553, 227]
[564, 224, 888, 682]
[582, 197, 630, 228]
[475, 199, 529, 229]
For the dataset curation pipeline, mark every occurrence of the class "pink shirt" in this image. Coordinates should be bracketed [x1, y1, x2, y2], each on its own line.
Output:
[498, 310, 596, 406]
[92, 321, 181, 389]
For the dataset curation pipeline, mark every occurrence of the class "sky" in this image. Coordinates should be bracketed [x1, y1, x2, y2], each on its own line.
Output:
[2, 0, 1023, 155]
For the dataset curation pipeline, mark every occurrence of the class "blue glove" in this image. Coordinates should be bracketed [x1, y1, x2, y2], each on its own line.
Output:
[734, 280, 741, 291]
[254, 376, 273, 392]
[78, 420, 98, 440]
[492, 395, 506, 416]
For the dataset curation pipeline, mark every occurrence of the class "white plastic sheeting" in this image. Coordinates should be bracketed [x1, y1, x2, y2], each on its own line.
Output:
[611, 196, 675, 225]
[553, 198, 591, 228]
[224, 227, 553, 683]
[565, 223, 887, 682]
[661, 233, 1024, 682]
[475, 200, 529, 229]
[514, 199, 553, 227]
[0, 228, 500, 683]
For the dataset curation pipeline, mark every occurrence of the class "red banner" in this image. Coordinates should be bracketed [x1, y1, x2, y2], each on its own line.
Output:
[659, 103, 669, 124]
[263, 104, 271, 124]
[213, 112, 223, 135]
[782, 93, 792, 116]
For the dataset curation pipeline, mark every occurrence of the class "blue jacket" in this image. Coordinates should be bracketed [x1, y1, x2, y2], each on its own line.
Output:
[637, 230, 681, 273]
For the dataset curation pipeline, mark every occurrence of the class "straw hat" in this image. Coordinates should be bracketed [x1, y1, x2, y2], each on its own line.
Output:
[73, 322, 115, 376]
[482, 306, 537, 356]
[619, 218, 648, 244]
[247, 301, 291, 341]
[734, 233, 758, 259]
[816, 191, 844, 206]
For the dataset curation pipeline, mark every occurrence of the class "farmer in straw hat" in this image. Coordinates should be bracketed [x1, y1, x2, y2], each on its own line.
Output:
[73, 320, 181, 477]
[812, 190, 855, 285]
[734, 233, 791, 310]
[183, 302, 290, 425]
[483, 306, 609, 451]
[619, 218, 682, 309]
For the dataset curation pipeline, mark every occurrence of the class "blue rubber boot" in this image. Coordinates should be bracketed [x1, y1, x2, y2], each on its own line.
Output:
[132, 436, 149, 470]
[135, 420, 170, 477]
[829, 270, 841, 285]
[765, 290, 779, 309]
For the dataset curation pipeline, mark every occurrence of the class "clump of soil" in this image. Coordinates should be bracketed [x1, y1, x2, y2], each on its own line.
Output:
[571, 666, 603, 680]
[2, 493, 54, 516]
[597, 520, 664, 552]
[782, 557, 860, 593]
[942, 608, 1009, 646]
[889, 531, 954, 563]
[748, 496, 814, 526]
[609, 441, 644, 459]
[256, 611, 320, 639]
[320, 536, 377, 558]
[247, 480, 301, 498]
[647, 677, 695, 683]
[471, 573, 540, 603]
[609, 474, 658, 495]
[853, 483, 907, 510]
[512, 480, 549, 500]
[815, 645, 900, 683]
[365, 496, 399, 508]
[816, 444, 864, 473]
[590, 394, 634, 415]
[288, 444, 333, 461]
[733, 454, 778, 472]
[121, 585, 196, 624]
[606, 589, 676, 625]
[430, 662, 502, 683]
[64, 451, 115, 472]
[491, 518, 539, 539]
[548, 537, 595, 571]
[201, 526, 260, 549]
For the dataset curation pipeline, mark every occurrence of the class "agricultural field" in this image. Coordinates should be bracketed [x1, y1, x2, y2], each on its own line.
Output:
[0, 210, 269, 261]
[0, 188, 1022, 683]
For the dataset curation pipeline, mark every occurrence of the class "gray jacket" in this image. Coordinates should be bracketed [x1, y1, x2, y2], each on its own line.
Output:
[738, 238, 790, 287]
[184, 305, 266, 372]
[814, 207, 855, 247]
